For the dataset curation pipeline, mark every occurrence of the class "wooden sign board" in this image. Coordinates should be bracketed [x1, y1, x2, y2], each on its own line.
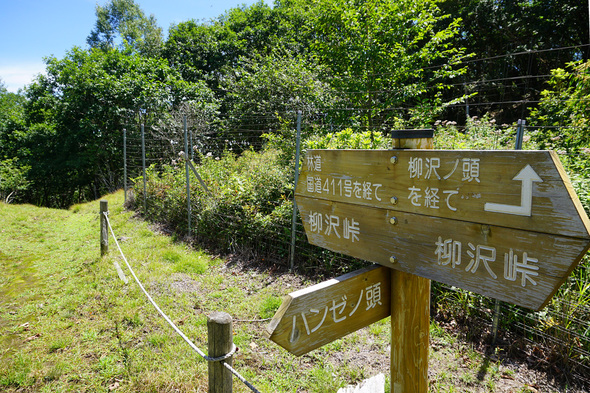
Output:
[295, 149, 590, 310]
[266, 265, 391, 356]
[296, 149, 590, 239]
[295, 196, 588, 310]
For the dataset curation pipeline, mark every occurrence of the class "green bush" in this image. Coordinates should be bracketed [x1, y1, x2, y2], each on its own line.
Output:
[132, 148, 295, 259]
[529, 60, 590, 152]
[434, 115, 522, 150]
[304, 128, 389, 150]
[0, 158, 30, 203]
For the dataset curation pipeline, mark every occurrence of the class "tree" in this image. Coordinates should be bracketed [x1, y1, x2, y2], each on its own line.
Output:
[0, 79, 26, 160]
[23, 48, 217, 207]
[309, 0, 468, 129]
[221, 51, 341, 149]
[87, 0, 163, 57]
[0, 158, 30, 203]
[437, 0, 590, 122]
[0, 81, 29, 203]
[164, 1, 313, 88]
[529, 60, 590, 151]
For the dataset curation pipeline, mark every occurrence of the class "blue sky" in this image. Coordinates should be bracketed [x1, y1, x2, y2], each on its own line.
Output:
[0, 0, 268, 92]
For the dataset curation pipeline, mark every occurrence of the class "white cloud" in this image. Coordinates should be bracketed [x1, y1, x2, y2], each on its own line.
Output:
[0, 62, 46, 93]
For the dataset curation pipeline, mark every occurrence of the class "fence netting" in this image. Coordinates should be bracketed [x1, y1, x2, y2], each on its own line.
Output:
[117, 46, 590, 388]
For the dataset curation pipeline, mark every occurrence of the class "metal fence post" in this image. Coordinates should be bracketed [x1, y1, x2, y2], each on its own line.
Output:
[123, 128, 127, 204]
[141, 123, 147, 215]
[289, 111, 302, 271]
[100, 200, 109, 256]
[184, 115, 191, 234]
[514, 119, 526, 150]
[190, 128, 194, 161]
[208, 312, 233, 393]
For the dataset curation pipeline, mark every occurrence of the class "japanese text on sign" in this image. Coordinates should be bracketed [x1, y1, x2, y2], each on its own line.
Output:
[290, 281, 384, 343]
[305, 153, 383, 202]
[309, 211, 360, 243]
[407, 157, 482, 212]
[434, 236, 540, 287]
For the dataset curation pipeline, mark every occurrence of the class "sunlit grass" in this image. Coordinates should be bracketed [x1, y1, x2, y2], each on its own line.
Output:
[0, 191, 541, 392]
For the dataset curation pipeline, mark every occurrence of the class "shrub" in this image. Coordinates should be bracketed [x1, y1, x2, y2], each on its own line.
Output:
[304, 128, 389, 150]
[434, 115, 521, 150]
[132, 148, 295, 260]
[0, 158, 30, 203]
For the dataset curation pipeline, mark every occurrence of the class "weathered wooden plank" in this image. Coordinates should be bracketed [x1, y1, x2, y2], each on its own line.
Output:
[391, 270, 430, 393]
[295, 196, 590, 310]
[296, 149, 590, 240]
[389, 134, 431, 393]
[266, 265, 391, 356]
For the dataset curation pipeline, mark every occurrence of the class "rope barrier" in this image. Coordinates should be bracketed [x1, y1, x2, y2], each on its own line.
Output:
[103, 212, 262, 393]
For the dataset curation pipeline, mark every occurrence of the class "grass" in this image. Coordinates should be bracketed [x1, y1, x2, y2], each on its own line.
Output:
[0, 190, 575, 392]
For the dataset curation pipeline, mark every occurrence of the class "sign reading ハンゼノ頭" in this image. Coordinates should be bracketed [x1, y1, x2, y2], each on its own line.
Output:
[295, 149, 590, 310]
[266, 265, 391, 356]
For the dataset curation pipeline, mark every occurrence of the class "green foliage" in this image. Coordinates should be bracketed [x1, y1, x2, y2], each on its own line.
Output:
[259, 295, 282, 319]
[21, 47, 217, 207]
[542, 262, 590, 367]
[437, 0, 588, 122]
[309, 0, 468, 129]
[87, 0, 163, 57]
[304, 128, 389, 150]
[0, 83, 26, 160]
[133, 148, 294, 258]
[0, 158, 30, 203]
[434, 115, 522, 150]
[0, 354, 33, 388]
[164, 1, 312, 86]
[529, 60, 590, 152]
[222, 52, 340, 147]
[172, 253, 209, 274]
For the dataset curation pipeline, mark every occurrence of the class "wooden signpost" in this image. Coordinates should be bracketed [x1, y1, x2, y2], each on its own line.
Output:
[294, 149, 590, 310]
[266, 264, 391, 355]
[267, 139, 590, 392]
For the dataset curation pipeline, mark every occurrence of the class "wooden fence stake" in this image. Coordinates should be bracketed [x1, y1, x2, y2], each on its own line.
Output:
[100, 200, 108, 256]
[208, 312, 233, 393]
[390, 131, 432, 392]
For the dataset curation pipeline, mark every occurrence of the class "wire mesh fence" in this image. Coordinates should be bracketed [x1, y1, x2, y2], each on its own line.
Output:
[117, 46, 590, 388]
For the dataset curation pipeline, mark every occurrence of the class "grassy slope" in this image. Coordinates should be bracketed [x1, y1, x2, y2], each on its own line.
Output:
[0, 191, 216, 392]
[0, 191, 553, 393]
[0, 191, 358, 392]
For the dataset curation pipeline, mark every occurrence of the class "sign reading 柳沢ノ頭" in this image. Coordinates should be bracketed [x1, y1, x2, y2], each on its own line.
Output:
[294, 149, 590, 310]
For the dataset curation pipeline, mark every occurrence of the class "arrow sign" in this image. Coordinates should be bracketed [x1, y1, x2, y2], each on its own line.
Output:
[295, 149, 590, 310]
[484, 164, 542, 216]
[297, 149, 590, 239]
[266, 265, 391, 356]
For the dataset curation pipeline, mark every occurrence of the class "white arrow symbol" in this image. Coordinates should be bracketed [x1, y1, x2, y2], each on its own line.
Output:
[484, 164, 543, 216]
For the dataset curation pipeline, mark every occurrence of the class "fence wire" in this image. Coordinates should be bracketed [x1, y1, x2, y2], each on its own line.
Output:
[117, 47, 590, 389]
[103, 211, 262, 393]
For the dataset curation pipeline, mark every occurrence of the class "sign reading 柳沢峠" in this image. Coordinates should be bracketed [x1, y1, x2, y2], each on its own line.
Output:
[295, 149, 590, 310]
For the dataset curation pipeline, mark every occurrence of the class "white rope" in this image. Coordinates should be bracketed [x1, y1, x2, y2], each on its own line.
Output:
[103, 212, 261, 392]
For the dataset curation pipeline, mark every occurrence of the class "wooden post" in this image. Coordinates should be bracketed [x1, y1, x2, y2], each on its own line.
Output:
[100, 200, 109, 256]
[208, 312, 233, 393]
[390, 130, 432, 393]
